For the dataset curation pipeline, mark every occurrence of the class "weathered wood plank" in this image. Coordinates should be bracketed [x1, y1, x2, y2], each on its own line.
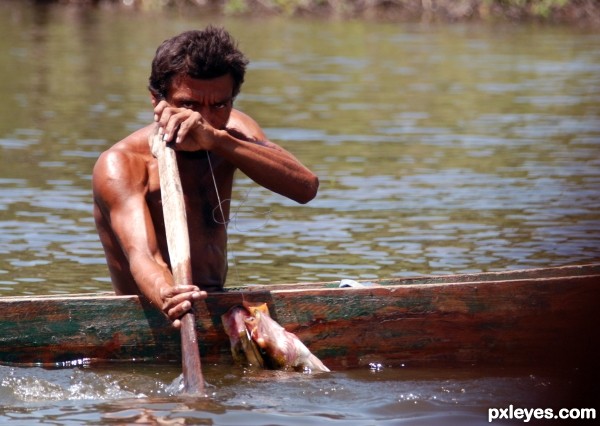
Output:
[0, 295, 179, 365]
[150, 123, 204, 394]
[0, 264, 598, 370]
[270, 275, 599, 369]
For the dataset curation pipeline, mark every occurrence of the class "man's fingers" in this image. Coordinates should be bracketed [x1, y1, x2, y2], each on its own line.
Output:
[165, 291, 193, 307]
[164, 288, 206, 321]
[167, 300, 191, 322]
[192, 289, 207, 300]
[174, 115, 199, 144]
[162, 114, 186, 143]
[153, 100, 171, 123]
[154, 106, 180, 142]
[159, 285, 206, 326]
[154, 106, 201, 144]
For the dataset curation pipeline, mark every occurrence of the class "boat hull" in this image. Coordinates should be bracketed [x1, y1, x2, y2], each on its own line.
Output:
[1, 264, 599, 371]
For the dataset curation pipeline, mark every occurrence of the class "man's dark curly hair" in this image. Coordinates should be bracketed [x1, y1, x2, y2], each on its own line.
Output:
[148, 26, 248, 100]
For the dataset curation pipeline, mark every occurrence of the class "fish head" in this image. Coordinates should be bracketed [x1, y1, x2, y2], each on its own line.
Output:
[223, 302, 330, 373]
[243, 309, 291, 369]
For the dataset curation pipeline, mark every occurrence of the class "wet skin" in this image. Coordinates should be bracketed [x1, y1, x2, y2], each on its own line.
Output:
[93, 74, 319, 328]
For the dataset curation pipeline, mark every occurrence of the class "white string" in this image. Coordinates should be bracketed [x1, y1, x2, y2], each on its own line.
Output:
[206, 152, 272, 230]
[206, 151, 274, 287]
[206, 151, 241, 285]
[206, 151, 227, 225]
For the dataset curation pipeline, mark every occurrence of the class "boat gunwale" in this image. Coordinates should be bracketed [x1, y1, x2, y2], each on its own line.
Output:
[0, 263, 600, 302]
[0, 263, 598, 369]
[0, 262, 598, 301]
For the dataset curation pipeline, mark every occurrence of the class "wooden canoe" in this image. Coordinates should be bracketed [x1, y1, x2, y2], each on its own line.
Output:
[1, 263, 599, 371]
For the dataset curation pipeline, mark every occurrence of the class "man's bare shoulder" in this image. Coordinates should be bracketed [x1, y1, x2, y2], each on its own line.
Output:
[96, 126, 153, 165]
[105, 126, 154, 156]
[227, 109, 268, 142]
[92, 126, 154, 195]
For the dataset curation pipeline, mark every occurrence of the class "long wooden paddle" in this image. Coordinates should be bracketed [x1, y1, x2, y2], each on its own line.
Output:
[149, 125, 205, 395]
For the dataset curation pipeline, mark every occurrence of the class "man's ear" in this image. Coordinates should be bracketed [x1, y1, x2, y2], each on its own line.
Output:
[150, 92, 158, 107]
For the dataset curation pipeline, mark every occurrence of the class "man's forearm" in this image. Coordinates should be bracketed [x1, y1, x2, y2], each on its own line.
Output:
[213, 131, 319, 204]
[128, 253, 173, 309]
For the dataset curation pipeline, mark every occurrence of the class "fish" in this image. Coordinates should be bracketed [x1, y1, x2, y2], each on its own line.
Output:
[220, 304, 265, 368]
[221, 302, 330, 373]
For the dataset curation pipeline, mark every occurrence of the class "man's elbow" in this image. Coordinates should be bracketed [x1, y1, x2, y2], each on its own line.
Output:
[296, 175, 319, 204]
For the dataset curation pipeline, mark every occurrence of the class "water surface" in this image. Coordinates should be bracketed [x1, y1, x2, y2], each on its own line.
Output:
[0, 363, 591, 425]
[1, 5, 599, 294]
[0, 2, 599, 424]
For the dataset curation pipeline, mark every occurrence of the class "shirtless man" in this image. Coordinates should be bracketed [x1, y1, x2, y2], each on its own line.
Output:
[92, 27, 319, 328]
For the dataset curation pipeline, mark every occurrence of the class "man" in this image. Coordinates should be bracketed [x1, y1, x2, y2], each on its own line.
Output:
[92, 27, 319, 329]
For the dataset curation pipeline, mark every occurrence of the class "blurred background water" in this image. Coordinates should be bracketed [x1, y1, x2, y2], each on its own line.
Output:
[1, 3, 599, 296]
[0, 1, 599, 424]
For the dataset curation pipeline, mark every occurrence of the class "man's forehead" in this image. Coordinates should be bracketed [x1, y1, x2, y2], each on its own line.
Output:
[171, 73, 234, 96]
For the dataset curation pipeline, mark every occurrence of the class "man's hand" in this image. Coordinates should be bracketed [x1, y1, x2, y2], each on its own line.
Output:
[153, 101, 217, 152]
[159, 284, 207, 329]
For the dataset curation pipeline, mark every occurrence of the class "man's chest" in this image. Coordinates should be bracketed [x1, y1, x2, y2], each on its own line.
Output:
[145, 154, 233, 228]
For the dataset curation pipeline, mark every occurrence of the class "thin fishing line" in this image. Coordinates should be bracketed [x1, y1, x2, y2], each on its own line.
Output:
[206, 150, 242, 286]
[206, 151, 226, 224]
[229, 189, 272, 232]
[207, 188, 273, 232]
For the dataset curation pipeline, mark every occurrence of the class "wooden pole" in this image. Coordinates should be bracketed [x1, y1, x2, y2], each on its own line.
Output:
[149, 125, 205, 395]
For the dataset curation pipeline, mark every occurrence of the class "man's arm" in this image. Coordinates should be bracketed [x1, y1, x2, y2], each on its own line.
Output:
[92, 148, 204, 327]
[154, 103, 319, 204]
[217, 112, 319, 204]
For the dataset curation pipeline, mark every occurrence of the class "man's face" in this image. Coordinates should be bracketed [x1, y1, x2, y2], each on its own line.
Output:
[167, 73, 234, 130]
